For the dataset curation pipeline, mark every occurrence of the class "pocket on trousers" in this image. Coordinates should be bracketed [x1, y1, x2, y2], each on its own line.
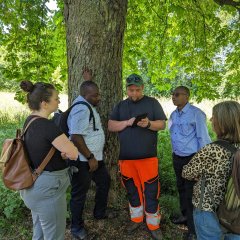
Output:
[144, 176, 160, 200]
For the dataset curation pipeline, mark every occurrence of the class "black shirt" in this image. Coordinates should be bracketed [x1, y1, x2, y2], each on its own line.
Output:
[110, 96, 167, 160]
[23, 115, 67, 171]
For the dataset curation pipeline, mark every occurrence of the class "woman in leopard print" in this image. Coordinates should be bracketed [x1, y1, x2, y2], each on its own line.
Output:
[182, 101, 240, 240]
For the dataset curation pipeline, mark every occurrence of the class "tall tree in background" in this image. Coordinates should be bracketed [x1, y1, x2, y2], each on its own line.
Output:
[63, 0, 128, 201]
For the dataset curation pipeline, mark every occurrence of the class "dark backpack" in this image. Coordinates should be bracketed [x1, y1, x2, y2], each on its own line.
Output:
[52, 101, 98, 137]
[202, 140, 240, 234]
[214, 140, 240, 234]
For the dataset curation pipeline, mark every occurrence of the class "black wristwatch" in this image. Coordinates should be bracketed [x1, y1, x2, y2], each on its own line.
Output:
[86, 153, 94, 160]
[146, 121, 151, 129]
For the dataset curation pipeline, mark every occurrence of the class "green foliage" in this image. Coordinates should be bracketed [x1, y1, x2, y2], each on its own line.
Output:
[0, 0, 67, 96]
[0, 108, 28, 152]
[124, 0, 240, 101]
[158, 130, 177, 195]
[0, 177, 26, 221]
[159, 194, 180, 219]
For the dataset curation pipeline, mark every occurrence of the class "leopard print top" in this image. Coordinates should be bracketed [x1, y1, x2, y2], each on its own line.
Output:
[182, 143, 240, 212]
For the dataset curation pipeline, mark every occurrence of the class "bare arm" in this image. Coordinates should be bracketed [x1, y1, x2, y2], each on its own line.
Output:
[70, 134, 98, 172]
[108, 118, 135, 132]
[137, 118, 166, 131]
[52, 134, 78, 160]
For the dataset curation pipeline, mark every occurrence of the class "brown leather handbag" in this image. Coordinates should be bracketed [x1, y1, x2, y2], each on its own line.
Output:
[0, 117, 55, 190]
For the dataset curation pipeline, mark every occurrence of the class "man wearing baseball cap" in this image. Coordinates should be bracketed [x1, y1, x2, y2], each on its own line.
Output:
[108, 74, 167, 240]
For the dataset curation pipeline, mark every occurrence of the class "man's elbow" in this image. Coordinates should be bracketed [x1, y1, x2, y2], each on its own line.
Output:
[159, 121, 166, 130]
[108, 121, 114, 132]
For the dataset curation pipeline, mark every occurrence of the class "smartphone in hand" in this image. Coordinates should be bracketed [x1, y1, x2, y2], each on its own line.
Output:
[132, 113, 148, 127]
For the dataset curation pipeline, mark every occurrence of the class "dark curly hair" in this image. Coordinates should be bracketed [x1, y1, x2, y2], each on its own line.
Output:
[20, 80, 55, 110]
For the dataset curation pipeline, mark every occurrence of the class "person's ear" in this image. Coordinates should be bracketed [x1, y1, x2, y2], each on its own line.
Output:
[40, 101, 48, 109]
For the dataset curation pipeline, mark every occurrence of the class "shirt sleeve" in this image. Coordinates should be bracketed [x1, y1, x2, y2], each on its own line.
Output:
[153, 99, 167, 121]
[43, 120, 63, 143]
[68, 105, 90, 135]
[195, 110, 211, 149]
[109, 103, 120, 121]
[182, 144, 212, 180]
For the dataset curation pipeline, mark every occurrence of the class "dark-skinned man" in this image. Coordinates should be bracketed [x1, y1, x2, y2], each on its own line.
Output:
[67, 69, 113, 240]
[169, 86, 211, 240]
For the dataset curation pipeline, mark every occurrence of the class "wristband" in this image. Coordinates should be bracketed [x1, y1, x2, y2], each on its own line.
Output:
[146, 121, 151, 129]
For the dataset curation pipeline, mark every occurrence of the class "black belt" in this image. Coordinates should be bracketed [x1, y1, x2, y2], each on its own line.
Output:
[173, 152, 195, 158]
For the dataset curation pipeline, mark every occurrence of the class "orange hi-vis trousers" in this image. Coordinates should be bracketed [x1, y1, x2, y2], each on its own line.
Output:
[119, 157, 161, 230]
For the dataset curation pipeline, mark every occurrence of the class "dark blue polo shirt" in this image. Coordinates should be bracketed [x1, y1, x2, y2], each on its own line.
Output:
[110, 96, 167, 160]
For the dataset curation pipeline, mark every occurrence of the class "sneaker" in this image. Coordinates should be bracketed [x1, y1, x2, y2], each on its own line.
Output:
[150, 228, 163, 240]
[126, 221, 142, 234]
[71, 227, 88, 240]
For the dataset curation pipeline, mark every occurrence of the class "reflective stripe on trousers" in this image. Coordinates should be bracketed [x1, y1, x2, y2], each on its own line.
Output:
[129, 204, 144, 222]
[146, 210, 161, 230]
[119, 157, 161, 230]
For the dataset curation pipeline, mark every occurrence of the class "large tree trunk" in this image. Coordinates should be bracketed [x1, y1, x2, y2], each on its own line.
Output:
[63, 0, 128, 204]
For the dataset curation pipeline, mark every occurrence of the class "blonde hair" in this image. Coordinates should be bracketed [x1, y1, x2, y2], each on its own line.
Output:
[212, 101, 240, 143]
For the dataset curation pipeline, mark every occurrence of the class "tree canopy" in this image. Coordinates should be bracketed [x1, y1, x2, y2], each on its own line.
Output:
[0, 0, 239, 101]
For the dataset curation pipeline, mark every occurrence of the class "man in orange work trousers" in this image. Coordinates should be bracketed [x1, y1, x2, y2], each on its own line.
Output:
[108, 74, 167, 240]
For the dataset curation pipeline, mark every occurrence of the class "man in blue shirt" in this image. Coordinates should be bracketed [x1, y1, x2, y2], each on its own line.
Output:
[67, 69, 113, 240]
[169, 86, 211, 240]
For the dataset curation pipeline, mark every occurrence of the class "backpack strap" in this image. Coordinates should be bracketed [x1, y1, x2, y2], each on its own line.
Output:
[21, 116, 56, 175]
[213, 140, 237, 155]
[69, 101, 98, 131]
[33, 147, 55, 177]
[20, 116, 42, 138]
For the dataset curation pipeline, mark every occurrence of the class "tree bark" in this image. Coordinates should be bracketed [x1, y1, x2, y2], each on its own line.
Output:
[63, 0, 128, 204]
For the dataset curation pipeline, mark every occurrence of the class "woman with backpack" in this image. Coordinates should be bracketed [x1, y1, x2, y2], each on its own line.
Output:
[182, 101, 240, 240]
[19, 80, 78, 240]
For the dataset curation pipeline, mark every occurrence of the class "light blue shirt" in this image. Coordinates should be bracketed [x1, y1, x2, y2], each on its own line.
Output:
[169, 103, 211, 156]
[67, 96, 105, 162]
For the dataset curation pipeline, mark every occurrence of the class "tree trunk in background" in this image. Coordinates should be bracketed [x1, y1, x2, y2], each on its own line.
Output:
[63, 0, 128, 204]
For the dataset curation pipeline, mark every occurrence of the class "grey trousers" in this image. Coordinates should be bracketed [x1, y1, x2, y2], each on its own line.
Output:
[20, 168, 70, 240]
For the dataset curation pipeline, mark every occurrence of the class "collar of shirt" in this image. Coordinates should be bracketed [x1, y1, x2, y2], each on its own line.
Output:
[177, 102, 190, 116]
[73, 95, 93, 108]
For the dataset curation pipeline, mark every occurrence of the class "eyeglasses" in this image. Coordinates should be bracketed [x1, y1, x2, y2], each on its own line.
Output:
[171, 92, 187, 97]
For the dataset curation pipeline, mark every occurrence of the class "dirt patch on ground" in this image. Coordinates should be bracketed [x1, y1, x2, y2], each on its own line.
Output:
[64, 206, 185, 240]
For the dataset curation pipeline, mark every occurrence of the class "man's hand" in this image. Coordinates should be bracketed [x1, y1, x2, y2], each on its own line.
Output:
[82, 66, 92, 81]
[88, 157, 98, 172]
[137, 117, 149, 128]
[126, 117, 136, 127]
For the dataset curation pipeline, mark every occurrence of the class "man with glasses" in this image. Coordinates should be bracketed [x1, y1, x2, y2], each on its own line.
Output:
[169, 86, 211, 240]
[108, 74, 167, 240]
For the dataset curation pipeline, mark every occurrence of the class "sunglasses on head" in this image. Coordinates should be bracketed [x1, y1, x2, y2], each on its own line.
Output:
[126, 76, 142, 83]
[171, 92, 187, 97]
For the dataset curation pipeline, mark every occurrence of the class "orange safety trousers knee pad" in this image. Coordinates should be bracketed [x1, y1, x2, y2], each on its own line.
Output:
[119, 157, 161, 230]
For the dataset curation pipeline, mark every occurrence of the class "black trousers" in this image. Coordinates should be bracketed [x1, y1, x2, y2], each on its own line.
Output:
[69, 160, 111, 231]
[173, 153, 196, 234]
